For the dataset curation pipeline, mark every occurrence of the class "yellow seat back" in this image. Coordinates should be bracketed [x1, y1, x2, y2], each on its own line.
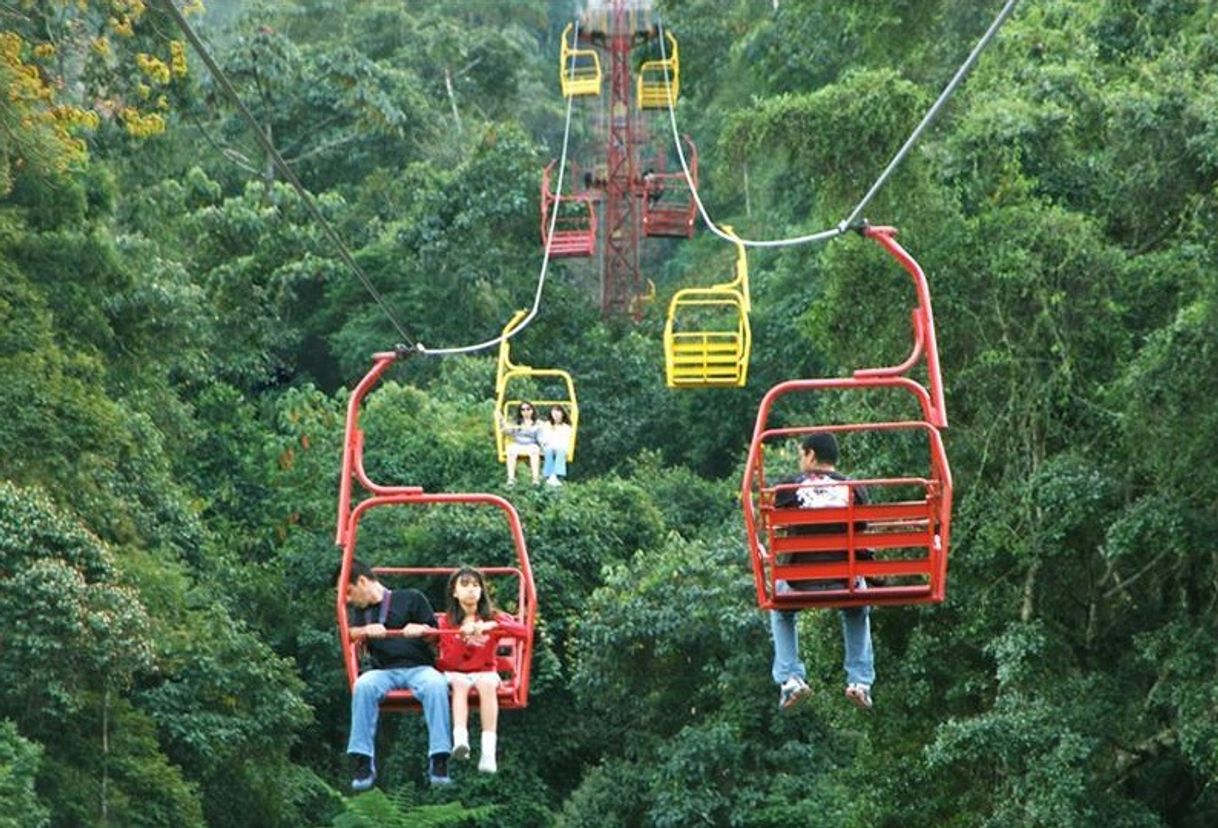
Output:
[560, 23, 602, 98]
[638, 31, 679, 109]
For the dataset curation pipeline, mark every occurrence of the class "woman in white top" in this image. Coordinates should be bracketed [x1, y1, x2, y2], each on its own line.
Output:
[541, 405, 573, 486]
[500, 402, 542, 485]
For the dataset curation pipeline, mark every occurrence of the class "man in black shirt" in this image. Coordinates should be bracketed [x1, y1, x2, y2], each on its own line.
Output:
[340, 560, 452, 790]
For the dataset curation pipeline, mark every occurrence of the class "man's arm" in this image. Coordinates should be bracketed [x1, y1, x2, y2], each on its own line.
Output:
[351, 622, 432, 640]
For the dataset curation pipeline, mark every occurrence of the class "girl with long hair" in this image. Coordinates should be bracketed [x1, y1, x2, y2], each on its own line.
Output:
[436, 567, 528, 773]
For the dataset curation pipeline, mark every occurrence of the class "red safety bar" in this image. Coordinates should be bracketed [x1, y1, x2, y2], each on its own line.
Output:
[541, 160, 597, 257]
[335, 351, 538, 711]
[740, 226, 952, 609]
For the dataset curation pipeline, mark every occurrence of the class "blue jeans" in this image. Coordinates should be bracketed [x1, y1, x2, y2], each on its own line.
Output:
[542, 447, 567, 478]
[770, 581, 874, 687]
[347, 666, 452, 759]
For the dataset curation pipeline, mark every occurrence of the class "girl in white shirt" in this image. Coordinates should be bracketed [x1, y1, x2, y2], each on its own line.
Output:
[541, 405, 573, 486]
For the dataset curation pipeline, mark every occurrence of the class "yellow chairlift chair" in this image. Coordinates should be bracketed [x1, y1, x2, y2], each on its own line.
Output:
[637, 30, 679, 109]
[559, 22, 602, 98]
[494, 310, 580, 463]
[663, 227, 751, 388]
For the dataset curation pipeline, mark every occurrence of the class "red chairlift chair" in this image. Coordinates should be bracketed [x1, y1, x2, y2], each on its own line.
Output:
[642, 135, 699, 240]
[541, 160, 597, 257]
[741, 225, 953, 610]
[335, 351, 538, 712]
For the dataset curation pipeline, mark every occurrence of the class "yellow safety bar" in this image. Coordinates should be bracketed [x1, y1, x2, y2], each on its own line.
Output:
[637, 30, 679, 109]
[663, 227, 751, 388]
[559, 23, 602, 98]
[495, 310, 580, 462]
[627, 279, 657, 319]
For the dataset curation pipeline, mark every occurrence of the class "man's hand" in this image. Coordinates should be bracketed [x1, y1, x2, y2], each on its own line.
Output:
[352, 623, 387, 641]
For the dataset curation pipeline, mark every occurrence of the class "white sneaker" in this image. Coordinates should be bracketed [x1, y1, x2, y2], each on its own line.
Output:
[478, 754, 497, 773]
[778, 676, 812, 709]
[546, 475, 562, 486]
[845, 683, 873, 710]
[452, 741, 470, 761]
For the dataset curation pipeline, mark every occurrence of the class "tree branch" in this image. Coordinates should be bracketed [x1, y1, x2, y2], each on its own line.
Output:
[186, 111, 260, 175]
[1103, 551, 1170, 600]
[283, 130, 363, 165]
[444, 65, 463, 135]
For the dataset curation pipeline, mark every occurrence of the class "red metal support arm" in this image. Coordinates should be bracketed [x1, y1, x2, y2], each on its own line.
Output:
[857, 225, 949, 429]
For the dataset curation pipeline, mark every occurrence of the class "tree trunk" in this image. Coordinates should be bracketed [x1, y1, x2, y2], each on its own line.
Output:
[445, 65, 463, 135]
[101, 686, 110, 823]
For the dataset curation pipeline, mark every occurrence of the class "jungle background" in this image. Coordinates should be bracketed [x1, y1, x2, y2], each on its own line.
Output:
[2, 0, 1216, 825]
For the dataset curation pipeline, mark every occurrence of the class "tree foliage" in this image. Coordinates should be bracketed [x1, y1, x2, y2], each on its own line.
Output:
[1, 0, 1216, 825]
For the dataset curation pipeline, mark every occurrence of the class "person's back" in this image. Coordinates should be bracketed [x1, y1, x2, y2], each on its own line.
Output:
[774, 469, 869, 555]
[767, 433, 876, 712]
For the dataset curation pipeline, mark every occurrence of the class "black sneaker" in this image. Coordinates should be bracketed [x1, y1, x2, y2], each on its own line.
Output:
[350, 753, 375, 792]
[428, 753, 452, 786]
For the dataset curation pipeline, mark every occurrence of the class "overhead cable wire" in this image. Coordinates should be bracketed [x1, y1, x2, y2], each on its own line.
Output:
[162, 0, 581, 358]
[656, 0, 1021, 250]
[155, 0, 419, 347]
[419, 20, 582, 356]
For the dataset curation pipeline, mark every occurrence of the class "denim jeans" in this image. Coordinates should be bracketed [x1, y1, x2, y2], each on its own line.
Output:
[542, 447, 567, 478]
[347, 665, 453, 759]
[770, 580, 875, 687]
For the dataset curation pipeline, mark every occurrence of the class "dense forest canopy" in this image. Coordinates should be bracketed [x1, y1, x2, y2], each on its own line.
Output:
[1, 0, 1216, 825]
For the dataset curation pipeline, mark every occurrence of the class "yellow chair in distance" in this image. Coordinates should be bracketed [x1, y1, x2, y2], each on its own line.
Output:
[663, 227, 751, 388]
[559, 23, 602, 98]
[638, 30, 679, 109]
[495, 310, 579, 463]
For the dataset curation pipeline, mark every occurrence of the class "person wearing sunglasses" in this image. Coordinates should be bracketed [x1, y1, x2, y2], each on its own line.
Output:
[499, 402, 542, 486]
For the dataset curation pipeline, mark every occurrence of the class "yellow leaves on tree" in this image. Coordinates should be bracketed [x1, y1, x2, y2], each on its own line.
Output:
[1, 0, 200, 188]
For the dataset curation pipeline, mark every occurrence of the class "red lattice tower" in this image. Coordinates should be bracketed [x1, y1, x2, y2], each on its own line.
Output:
[583, 1, 653, 316]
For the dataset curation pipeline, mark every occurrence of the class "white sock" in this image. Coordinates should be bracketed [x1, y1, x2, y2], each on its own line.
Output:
[454, 727, 469, 748]
[478, 731, 498, 772]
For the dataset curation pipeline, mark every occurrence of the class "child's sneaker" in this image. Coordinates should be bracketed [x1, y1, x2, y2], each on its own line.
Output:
[452, 740, 470, 761]
[778, 676, 812, 710]
[845, 683, 873, 710]
[478, 754, 498, 773]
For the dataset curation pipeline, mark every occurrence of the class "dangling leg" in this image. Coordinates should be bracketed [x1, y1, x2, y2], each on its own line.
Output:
[407, 667, 453, 783]
[505, 446, 519, 484]
[347, 669, 396, 758]
[841, 602, 875, 709]
[769, 609, 805, 686]
[347, 668, 403, 790]
[449, 675, 471, 760]
[475, 675, 500, 773]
